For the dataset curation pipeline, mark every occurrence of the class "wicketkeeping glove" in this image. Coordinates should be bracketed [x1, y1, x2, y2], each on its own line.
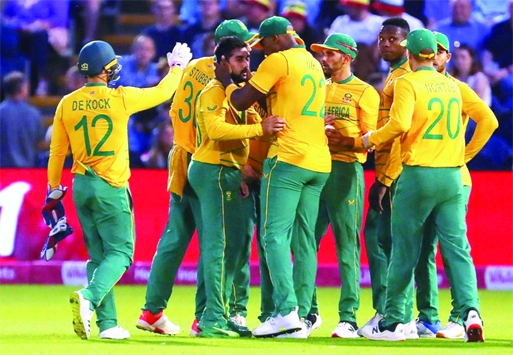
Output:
[167, 42, 193, 70]
[41, 184, 67, 228]
[40, 184, 73, 261]
[40, 216, 74, 261]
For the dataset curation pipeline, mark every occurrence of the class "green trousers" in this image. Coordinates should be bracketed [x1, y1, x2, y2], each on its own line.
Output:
[260, 158, 329, 318]
[313, 161, 363, 323]
[415, 185, 472, 325]
[188, 161, 246, 327]
[73, 168, 134, 332]
[363, 181, 414, 322]
[142, 181, 205, 320]
[230, 181, 258, 318]
[383, 166, 479, 326]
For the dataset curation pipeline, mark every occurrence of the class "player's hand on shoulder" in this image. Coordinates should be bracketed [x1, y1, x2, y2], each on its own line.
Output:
[167, 42, 193, 70]
[261, 115, 286, 136]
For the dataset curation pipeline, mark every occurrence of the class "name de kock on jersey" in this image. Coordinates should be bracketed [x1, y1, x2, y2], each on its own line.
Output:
[72, 99, 111, 111]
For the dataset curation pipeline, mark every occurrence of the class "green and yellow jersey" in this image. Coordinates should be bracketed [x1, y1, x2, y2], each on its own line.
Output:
[247, 99, 270, 176]
[448, 75, 499, 186]
[375, 72, 499, 187]
[243, 45, 331, 173]
[370, 67, 464, 168]
[169, 57, 215, 154]
[48, 67, 183, 189]
[376, 57, 410, 186]
[325, 74, 379, 163]
[193, 79, 263, 170]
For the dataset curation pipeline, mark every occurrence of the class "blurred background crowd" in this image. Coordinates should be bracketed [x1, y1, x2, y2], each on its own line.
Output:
[1, 0, 511, 170]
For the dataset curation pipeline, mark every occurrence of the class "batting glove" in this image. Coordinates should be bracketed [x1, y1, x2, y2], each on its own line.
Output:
[41, 184, 67, 228]
[40, 216, 74, 261]
[167, 42, 193, 70]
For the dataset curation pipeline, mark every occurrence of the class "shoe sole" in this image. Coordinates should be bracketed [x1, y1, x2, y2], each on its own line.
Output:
[436, 332, 464, 339]
[136, 321, 179, 335]
[253, 326, 302, 338]
[465, 324, 484, 342]
[70, 292, 88, 340]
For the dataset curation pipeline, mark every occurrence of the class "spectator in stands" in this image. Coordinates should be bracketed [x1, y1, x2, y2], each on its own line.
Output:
[451, 44, 492, 106]
[114, 35, 161, 167]
[181, 0, 223, 58]
[275, 0, 321, 25]
[1, 0, 71, 96]
[0, 71, 47, 167]
[328, 0, 383, 81]
[280, 1, 323, 52]
[242, 0, 274, 33]
[141, 0, 183, 62]
[424, 0, 451, 30]
[241, 0, 274, 70]
[328, 0, 384, 45]
[472, 0, 510, 26]
[482, 0, 513, 114]
[433, 0, 490, 54]
[372, 0, 424, 30]
[141, 119, 175, 169]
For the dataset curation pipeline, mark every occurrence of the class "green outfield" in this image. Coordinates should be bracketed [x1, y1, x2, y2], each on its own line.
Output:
[0, 285, 511, 354]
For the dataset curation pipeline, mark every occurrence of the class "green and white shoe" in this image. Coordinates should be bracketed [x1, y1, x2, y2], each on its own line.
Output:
[199, 322, 240, 338]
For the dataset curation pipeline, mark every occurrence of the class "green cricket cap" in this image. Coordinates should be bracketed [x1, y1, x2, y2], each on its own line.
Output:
[311, 33, 358, 59]
[214, 20, 257, 44]
[433, 31, 450, 53]
[400, 28, 437, 58]
[251, 16, 305, 49]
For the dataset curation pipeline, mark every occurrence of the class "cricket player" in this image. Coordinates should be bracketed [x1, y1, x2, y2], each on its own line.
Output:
[309, 33, 379, 338]
[189, 36, 286, 338]
[360, 28, 484, 342]
[45, 40, 192, 340]
[135, 19, 258, 337]
[215, 16, 331, 338]
[358, 17, 419, 339]
[414, 31, 498, 339]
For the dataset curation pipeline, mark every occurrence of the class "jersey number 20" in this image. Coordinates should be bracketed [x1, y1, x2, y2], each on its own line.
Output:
[424, 97, 461, 140]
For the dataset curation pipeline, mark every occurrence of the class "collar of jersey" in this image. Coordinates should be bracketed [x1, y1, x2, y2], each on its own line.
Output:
[415, 66, 436, 72]
[391, 57, 408, 71]
[84, 83, 108, 87]
[337, 73, 354, 84]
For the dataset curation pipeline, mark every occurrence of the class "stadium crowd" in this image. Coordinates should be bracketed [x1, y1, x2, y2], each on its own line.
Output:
[0, 0, 511, 169]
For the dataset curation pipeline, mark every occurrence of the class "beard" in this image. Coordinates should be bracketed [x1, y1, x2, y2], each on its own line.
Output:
[231, 69, 250, 84]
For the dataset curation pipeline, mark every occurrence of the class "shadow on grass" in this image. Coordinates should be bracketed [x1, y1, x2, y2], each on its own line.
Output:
[95, 336, 513, 349]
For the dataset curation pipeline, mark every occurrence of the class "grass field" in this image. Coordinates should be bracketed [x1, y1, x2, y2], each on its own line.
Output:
[0, 285, 511, 355]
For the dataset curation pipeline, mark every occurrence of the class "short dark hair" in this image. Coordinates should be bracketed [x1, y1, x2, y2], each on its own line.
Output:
[382, 17, 410, 36]
[214, 36, 247, 63]
[3, 71, 26, 96]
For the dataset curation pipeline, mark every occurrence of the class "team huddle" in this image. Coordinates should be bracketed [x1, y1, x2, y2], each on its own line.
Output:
[42, 14, 497, 343]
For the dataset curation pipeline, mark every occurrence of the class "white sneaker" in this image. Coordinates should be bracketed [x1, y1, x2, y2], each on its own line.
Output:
[357, 313, 382, 337]
[332, 322, 359, 338]
[70, 291, 93, 340]
[463, 310, 485, 342]
[136, 310, 180, 335]
[230, 314, 246, 327]
[436, 321, 465, 339]
[276, 319, 312, 339]
[252, 309, 302, 337]
[100, 325, 130, 339]
[306, 313, 322, 331]
[361, 322, 405, 341]
[404, 319, 419, 339]
[416, 320, 442, 338]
